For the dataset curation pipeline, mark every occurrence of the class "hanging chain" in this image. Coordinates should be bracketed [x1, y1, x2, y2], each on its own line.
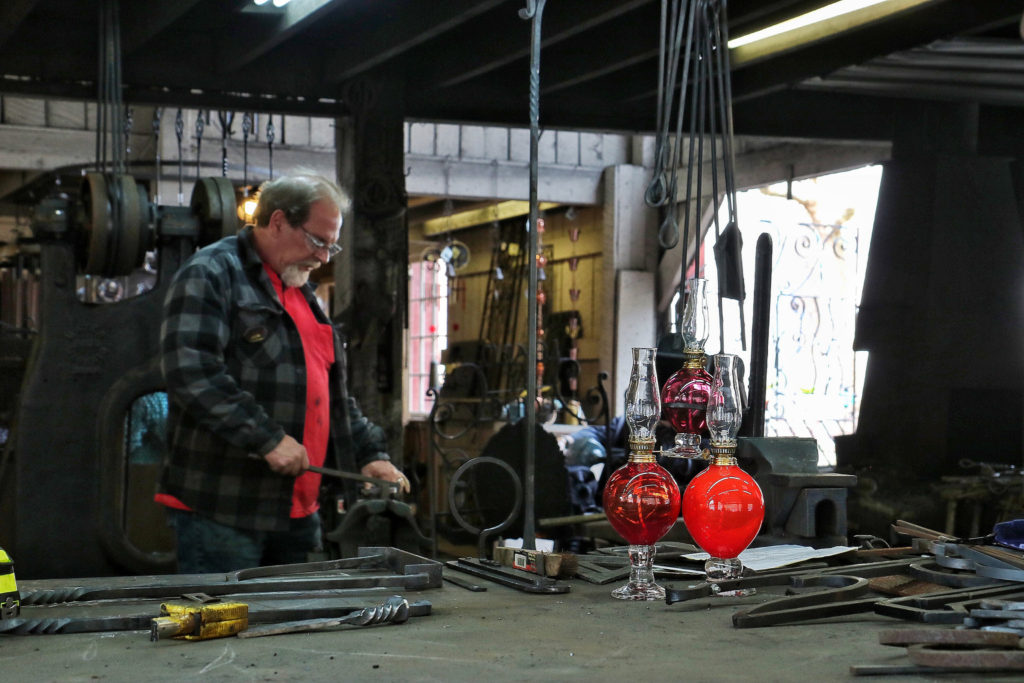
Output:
[266, 115, 275, 180]
[217, 110, 235, 178]
[242, 112, 252, 194]
[123, 106, 133, 157]
[152, 108, 162, 205]
[174, 108, 184, 205]
[194, 110, 205, 180]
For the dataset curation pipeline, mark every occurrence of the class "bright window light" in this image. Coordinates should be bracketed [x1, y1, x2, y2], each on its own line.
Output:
[730, 0, 897, 49]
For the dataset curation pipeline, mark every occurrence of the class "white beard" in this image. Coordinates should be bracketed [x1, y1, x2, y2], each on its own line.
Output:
[281, 263, 312, 288]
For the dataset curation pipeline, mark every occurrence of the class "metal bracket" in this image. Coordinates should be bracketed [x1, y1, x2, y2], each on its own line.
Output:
[445, 558, 569, 594]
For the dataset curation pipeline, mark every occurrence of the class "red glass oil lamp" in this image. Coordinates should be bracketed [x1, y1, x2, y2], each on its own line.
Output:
[603, 347, 681, 600]
[661, 278, 711, 457]
[681, 353, 764, 595]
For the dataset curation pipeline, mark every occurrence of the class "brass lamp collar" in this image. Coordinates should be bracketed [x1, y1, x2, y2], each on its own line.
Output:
[681, 350, 706, 369]
[709, 440, 738, 465]
[628, 437, 657, 462]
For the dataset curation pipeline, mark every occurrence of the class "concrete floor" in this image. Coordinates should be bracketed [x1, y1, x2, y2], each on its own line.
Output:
[3, 560, 1021, 682]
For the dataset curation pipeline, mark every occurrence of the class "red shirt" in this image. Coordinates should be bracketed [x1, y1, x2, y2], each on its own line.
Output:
[264, 265, 335, 518]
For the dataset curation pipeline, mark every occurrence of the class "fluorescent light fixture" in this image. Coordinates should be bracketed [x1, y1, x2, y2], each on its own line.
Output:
[272, 0, 291, 7]
[729, 0, 891, 49]
[253, 0, 270, 5]
[728, 0, 934, 65]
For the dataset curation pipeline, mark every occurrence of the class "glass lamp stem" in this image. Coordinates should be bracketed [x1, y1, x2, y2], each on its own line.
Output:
[611, 544, 662, 600]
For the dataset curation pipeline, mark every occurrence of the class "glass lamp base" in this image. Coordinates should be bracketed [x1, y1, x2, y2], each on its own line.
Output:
[612, 581, 667, 601]
[706, 557, 756, 597]
[610, 545, 666, 601]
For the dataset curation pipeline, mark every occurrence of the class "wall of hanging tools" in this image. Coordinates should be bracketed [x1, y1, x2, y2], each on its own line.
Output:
[414, 202, 612, 558]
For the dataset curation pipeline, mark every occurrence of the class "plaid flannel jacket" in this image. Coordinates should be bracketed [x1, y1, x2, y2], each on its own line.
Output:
[159, 226, 388, 531]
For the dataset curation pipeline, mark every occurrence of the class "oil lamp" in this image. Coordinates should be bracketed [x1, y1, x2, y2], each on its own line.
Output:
[602, 347, 681, 600]
[661, 278, 712, 457]
[681, 353, 764, 594]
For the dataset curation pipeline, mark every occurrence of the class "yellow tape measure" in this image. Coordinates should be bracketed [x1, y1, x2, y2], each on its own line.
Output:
[151, 601, 249, 641]
[0, 547, 19, 619]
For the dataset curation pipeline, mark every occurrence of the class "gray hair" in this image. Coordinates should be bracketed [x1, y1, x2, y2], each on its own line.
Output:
[252, 172, 345, 228]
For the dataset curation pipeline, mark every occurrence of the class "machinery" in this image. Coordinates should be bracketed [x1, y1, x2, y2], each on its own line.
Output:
[2, 173, 239, 578]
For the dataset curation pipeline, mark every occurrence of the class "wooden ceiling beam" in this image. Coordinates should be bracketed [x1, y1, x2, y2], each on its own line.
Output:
[218, 0, 343, 74]
[321, 0, 508, 84]
[424, 0, 655, 91]
[122, 0, 205, 55]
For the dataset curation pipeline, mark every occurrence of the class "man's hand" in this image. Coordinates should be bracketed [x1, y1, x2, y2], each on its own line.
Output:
[361, 460, 411, 494]
[263, 435, 309, 476]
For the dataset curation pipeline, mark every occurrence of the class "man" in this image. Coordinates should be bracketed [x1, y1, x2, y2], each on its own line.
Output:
[157, 172, 408, 573]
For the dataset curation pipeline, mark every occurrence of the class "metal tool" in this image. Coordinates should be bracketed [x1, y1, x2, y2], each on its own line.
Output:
[729, 559, 1018, 628]
[0, 546, 19, 619]
[578, 543, 700, 585]
[854, 604, 1024, 674]
[443, 573, 486, 592]
[665, 557, 921, 605]
[879, 628, 1022, 648]
[228, 555, 384, 582]
[573, 555, 630, 585]
[1, 599, 432, 637]
[150, 601, 249, 641]
[445, 558, 569, 594]
[237, 595, 410, 638]
[906, 642, 1024, 670]
[874, 583, 1024, 624]
[892, 519, 959, 542]
[731, 575, 873, 628]
[19, 547, 441, 606]
[247, 453, 398, 490]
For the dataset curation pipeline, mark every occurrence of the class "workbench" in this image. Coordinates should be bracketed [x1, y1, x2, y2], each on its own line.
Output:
[5, 567, 1019, 681]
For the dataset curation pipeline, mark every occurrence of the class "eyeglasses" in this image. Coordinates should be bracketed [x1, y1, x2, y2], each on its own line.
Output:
[298, 225, 343, 259]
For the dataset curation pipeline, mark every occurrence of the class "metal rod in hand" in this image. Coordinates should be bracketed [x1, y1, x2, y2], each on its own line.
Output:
[247, 453, 397, 489]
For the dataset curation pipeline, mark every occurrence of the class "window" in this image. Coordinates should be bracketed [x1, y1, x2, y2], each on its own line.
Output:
[679, 165, 882, 466]
[408, 260, 448, 416]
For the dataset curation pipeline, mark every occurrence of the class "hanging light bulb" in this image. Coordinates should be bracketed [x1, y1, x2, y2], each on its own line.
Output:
[237, 196, 259, 224]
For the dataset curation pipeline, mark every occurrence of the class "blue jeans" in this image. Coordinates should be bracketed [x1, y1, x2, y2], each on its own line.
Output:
[168, 509, 322, 573]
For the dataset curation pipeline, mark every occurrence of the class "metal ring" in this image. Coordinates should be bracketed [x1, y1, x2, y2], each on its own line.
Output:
[447, 456, 523, 538]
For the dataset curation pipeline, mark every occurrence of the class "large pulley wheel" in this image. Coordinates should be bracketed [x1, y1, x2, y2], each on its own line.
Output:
[79, 172, 151, 277]
[191, 177, 240, 246]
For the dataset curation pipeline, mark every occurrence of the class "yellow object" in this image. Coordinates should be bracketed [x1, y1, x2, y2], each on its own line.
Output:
[0, 547, 18, 619]
[150, 601, 249, 641]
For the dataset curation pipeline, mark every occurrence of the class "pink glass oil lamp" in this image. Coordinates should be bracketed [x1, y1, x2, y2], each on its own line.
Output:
[602, 347, 681, 600]
[681, 353, 764, 595]
[661, 278, 712, 457]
